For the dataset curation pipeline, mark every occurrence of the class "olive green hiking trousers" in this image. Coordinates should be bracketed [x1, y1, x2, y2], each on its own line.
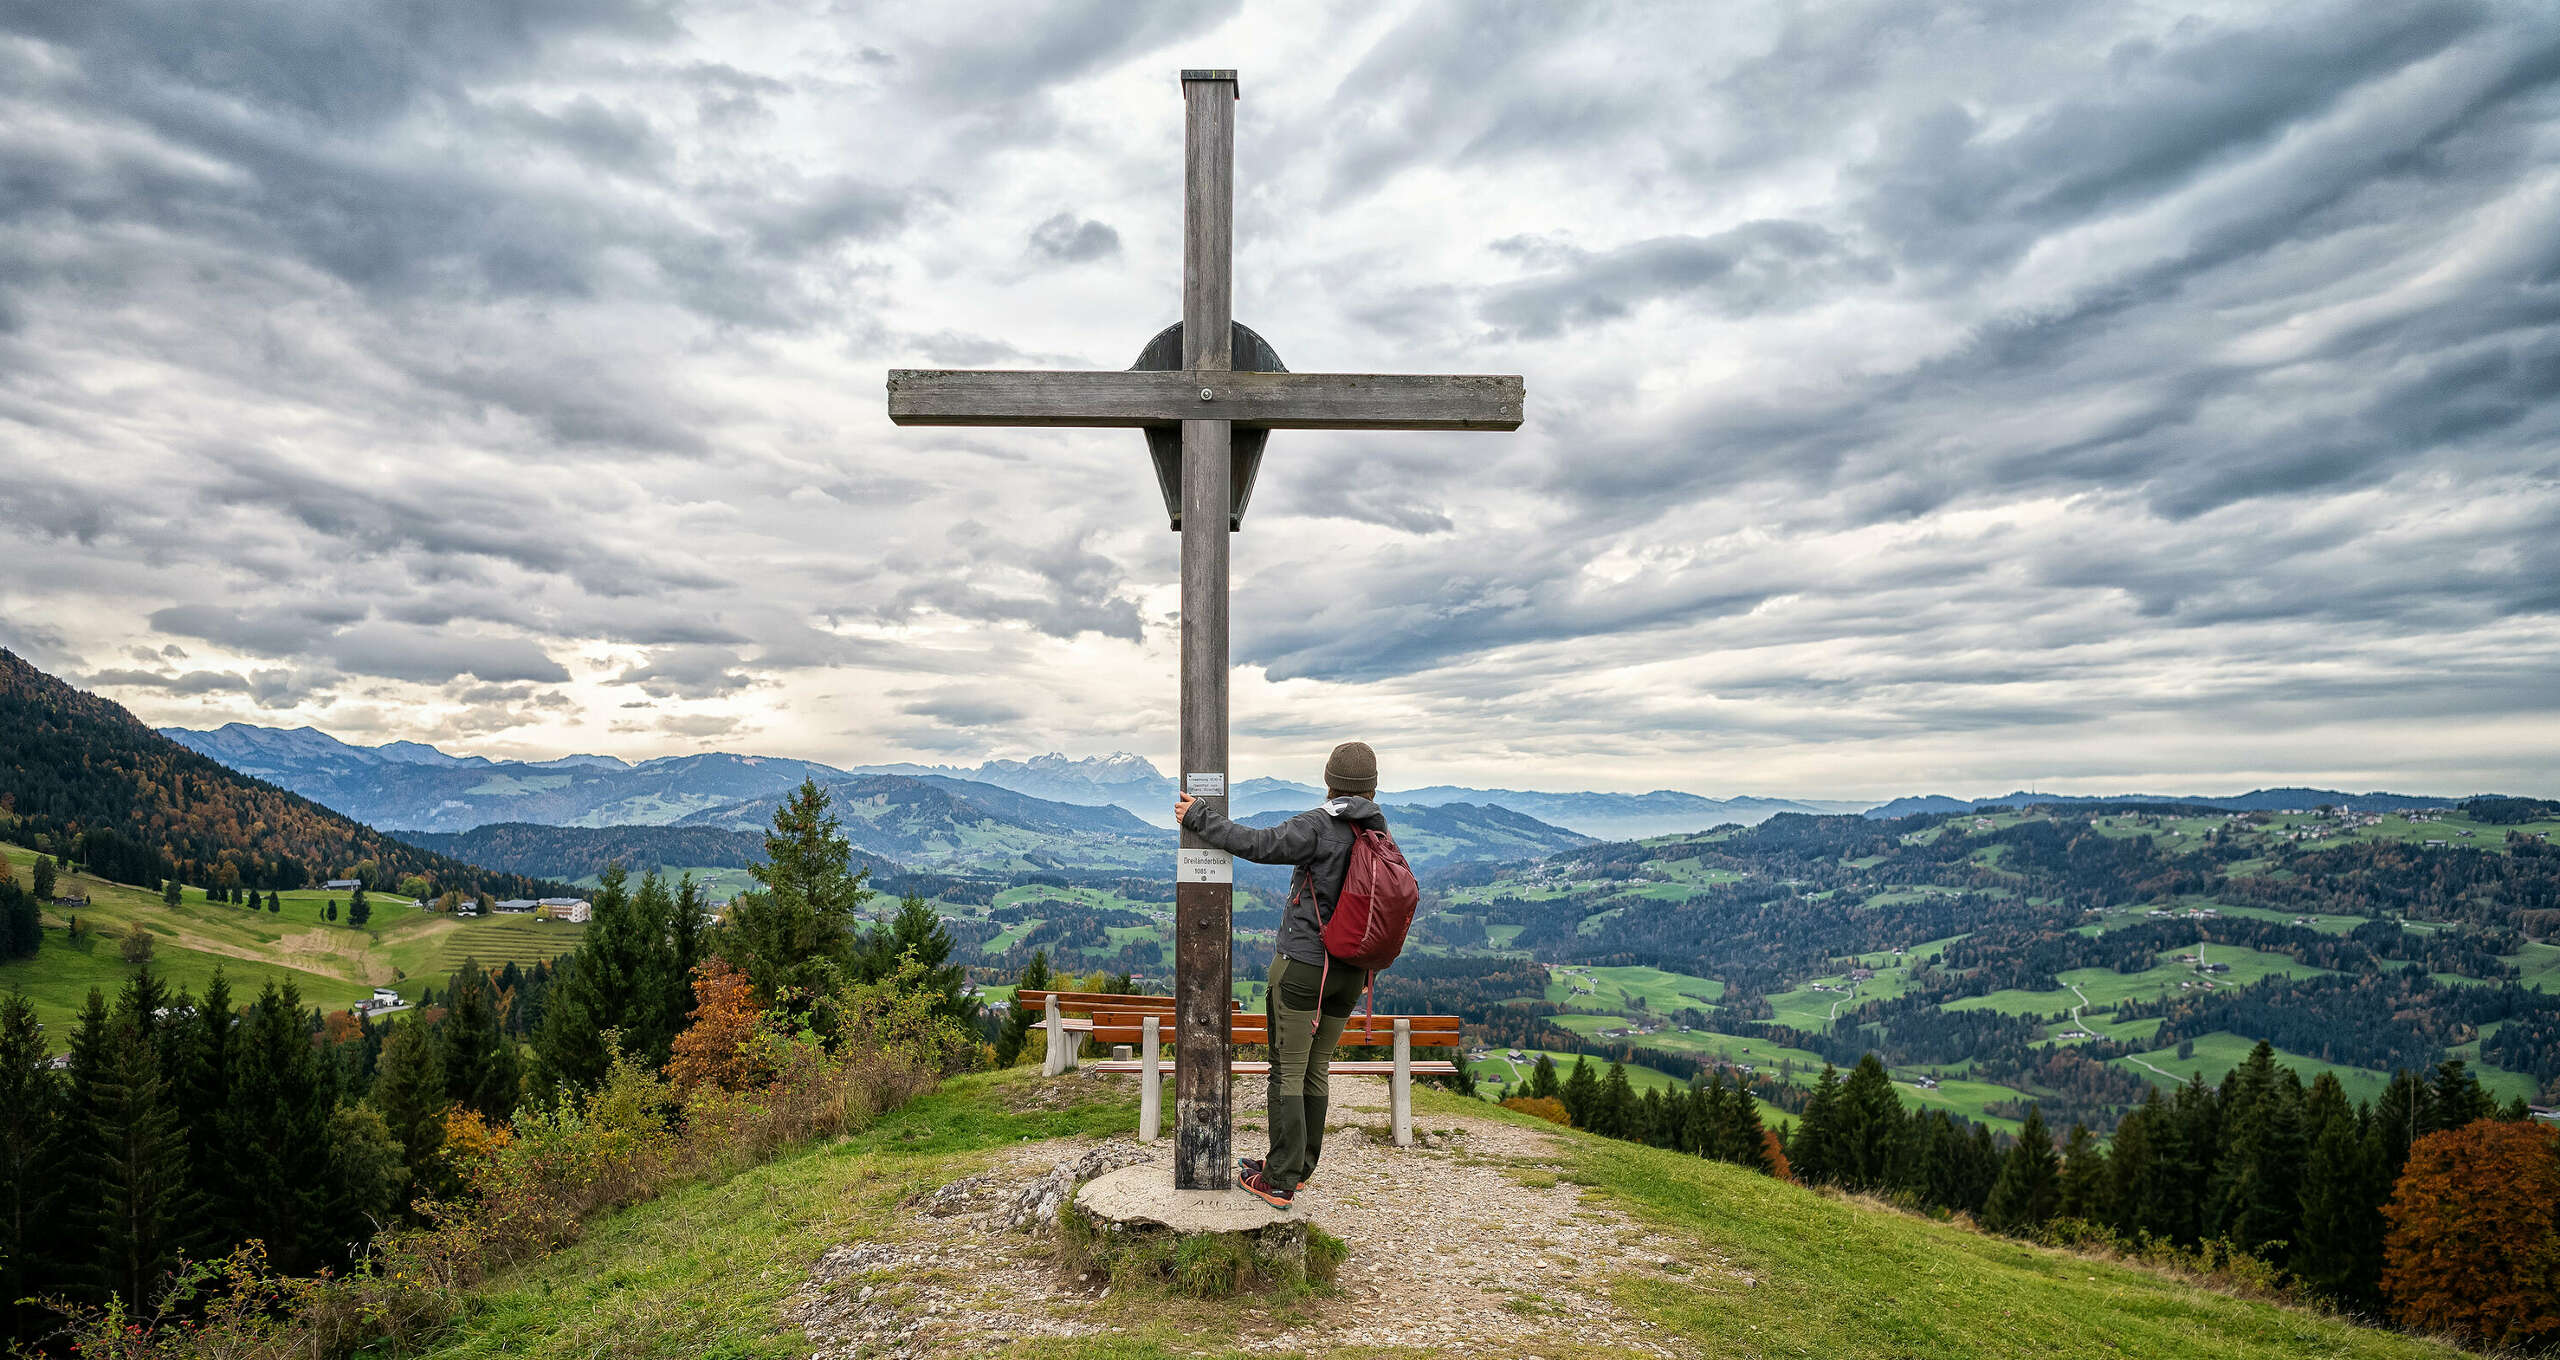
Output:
[1263, 952, 1368, 1194]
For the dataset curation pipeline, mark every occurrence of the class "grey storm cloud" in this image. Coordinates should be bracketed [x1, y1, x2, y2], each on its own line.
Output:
[900, 693, 1030, 728]
[86, 666, 323, 708]
[2, 0, 2557, 795]
[1482, 222, 1892, 338]
[323, 625, 571, 686]
[149, 604, 366, 658]
[613, 645, 756, 699]
[1028, 212, 1122, 263]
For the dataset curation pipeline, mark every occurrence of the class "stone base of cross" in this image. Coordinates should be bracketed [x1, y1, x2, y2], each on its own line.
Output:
[887, 70, 1522, 1190]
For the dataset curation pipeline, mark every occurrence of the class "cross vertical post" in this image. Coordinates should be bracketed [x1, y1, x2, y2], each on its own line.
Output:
[1173, 67, 1237, 1192]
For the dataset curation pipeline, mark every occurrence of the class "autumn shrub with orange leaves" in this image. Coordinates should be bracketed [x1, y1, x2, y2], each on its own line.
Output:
[665, 958, 771, 1095]
[2381, 1118, 2560, 1349]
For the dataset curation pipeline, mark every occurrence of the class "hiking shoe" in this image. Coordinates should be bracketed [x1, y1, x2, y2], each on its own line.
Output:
[1238, 1157, 1311, 1189]
[1238, 1168, 1293, 1209]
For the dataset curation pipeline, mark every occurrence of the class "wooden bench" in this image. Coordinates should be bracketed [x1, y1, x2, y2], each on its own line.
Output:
[1015, 989, 1461, 1146]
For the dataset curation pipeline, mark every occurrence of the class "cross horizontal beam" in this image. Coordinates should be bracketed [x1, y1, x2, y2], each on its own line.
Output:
[885, 369, 1523, 431]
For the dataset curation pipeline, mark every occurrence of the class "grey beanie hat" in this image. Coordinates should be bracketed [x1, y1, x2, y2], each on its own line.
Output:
[1323, 741, 1378, 795]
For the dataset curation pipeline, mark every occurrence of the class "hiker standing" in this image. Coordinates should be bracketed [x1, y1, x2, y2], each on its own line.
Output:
[1175, 741, 1398, 1208]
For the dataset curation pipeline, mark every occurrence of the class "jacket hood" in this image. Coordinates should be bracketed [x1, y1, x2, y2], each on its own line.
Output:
[1321, 794, 1386, 826]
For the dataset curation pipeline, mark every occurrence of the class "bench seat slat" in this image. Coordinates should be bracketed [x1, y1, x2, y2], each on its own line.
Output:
[1086, 1032, 1467, 1048]
[1090, 1060, 1458, 1076]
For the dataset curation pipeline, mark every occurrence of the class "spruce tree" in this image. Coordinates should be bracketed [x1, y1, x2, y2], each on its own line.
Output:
[347, 886, 370, 928]
[2429, 1059, 2493, 1130]
[438, 960, 520, 1121]
[2144, 1074, 2220, 1244]
[1984, 1106, 2061, 1232]
[2055, 1122, 2110, 1224]
[2295, 1074, 2383, 1305]
[859, 894, 968, 1020]
[369, 1014, 450, 1210]
[536, 865, 655, 1091]
[1723, 1079, 1773, 1173]
[624, 870, 684, 1071]
[31, 855, 55, 902]
[1695, 1071, 1731, 1157]
[52, 989, 115, 1301]
[720, 780, 870, 1011]
[1637, 1086, 1670, 1147]
[0, 877, 37, 960]
[321, 1101, 406, 1236]
[1681, 1079, 1714, 1157]
[225, 981, 333, 1274]
[1596, 1061, 1637, 1139]
[2373, 1068, 2433, 1178]
[1560, 1056, 1599, 1129]
[669, 874, 708, 1033]
[74, 1009, 189, 1311]
[161, 879, 181, 907]
[1835, 1055, 1904, 1191]
[1959, 1120, 2002, 1216]
[1526, 1052, 1560, 1100]
[1915, 1109, 1968, 1208]
[0, 992, 65, 1337]
[1791, 1064, 1844, 1186]
[176, 970, 242, 1257]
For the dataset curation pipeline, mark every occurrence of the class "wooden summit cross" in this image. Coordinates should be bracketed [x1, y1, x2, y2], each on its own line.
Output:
[884, 69, 1523, 1191]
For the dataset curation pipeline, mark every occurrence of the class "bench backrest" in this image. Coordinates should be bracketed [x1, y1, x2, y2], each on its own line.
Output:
[1086, 1010, 1465, 1048]
[1015, 988, 1239, 1015]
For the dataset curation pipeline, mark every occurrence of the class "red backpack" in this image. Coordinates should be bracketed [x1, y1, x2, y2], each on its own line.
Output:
[1322, 824, 1420, 969]
[1303, 822, 1420, 1031]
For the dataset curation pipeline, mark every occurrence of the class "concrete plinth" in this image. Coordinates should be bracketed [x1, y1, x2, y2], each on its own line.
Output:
[1065, 1164, 1337, 1296]
[1074, 1163, 1294, 1234]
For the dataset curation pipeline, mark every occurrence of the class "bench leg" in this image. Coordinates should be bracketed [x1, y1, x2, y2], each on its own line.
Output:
[1043, 995, 1067, 1076]
[1139, 1016, 1162, 1142]
[1392, 1017, 1413, 1147]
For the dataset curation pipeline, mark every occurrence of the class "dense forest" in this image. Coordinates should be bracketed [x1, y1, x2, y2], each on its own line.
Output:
[0, 779, 979, 1354]
[0, 651, 561, 897]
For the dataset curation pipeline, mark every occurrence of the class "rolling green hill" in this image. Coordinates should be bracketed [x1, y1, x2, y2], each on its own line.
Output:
[0, 840, 585, 1045]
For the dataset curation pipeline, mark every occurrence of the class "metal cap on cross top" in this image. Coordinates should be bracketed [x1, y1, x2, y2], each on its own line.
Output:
[882, 67, 1524, 1191]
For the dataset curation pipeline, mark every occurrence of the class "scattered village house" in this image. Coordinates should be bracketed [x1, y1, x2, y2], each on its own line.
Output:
[536, 897, 593, 922]
[323, 878, 362, 891]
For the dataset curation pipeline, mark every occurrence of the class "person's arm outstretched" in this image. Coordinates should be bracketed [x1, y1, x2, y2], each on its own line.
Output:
[1176, 795, 1325, 865]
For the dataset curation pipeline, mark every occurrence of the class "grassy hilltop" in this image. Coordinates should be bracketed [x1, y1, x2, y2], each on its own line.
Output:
[411, 1068, 2461, 1360]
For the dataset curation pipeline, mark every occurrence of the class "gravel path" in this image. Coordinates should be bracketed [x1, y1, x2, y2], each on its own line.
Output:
[787, 1073, 1740, 1358]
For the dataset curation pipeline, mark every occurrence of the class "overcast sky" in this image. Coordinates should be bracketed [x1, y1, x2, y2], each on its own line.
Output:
[2, 1, 2556, 800]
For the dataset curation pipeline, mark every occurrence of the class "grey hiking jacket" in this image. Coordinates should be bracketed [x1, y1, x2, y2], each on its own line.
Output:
[1180, 795, 1389, 968]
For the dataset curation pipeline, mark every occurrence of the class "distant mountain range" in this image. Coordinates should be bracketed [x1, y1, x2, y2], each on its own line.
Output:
[2, 655, 564, 896]
[158, 723, 2492, 856]
[1230, 781, 1868, 840]
[160, 724, 842, 832]
[389, 783, 1591, 885]
[157, 724, 1876, 839]
[1859, 788, 2475, 819]
[846, 752, 1171, 817]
